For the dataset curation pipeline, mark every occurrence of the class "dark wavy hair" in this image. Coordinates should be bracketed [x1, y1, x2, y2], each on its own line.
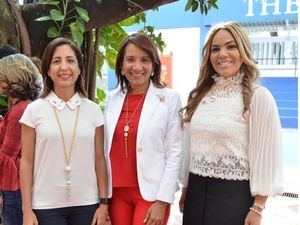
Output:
[115, 32, 166, 92]
[41, 37, 87, 97]
[0, 54, 43, 101]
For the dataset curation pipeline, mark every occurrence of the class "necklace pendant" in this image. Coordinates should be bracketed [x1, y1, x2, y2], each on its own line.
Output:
[65, 166, 71, 172]
[66, 182, 72, 195]
[124, 124, 129, 132]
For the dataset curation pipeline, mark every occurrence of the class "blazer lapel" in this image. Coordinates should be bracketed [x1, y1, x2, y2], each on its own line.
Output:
[137, 82, 162, 144]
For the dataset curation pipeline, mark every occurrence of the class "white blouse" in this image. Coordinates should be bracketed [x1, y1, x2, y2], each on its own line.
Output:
[20, 92, 104, 209]
[180, 73, 283, 196]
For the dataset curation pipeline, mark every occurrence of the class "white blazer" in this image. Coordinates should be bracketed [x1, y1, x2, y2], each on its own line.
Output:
[104, 81, 183, 203]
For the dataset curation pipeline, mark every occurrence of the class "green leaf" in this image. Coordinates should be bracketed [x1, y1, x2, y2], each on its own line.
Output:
[105, 48, 117, 68]
[204, 4, 208, 14]
[146, 26, 154, 33]
[185, 0, 194, 11]
[192, 1, 199, 12]
[75, 6, 89, 22]
[50, 9, 65, 21]
[73, 0, 80, 2]
[69, 23, 83, 47]
[36, 1, 60, 6]
[210, 1, 219, 9]
[119, 15, 138, 26]
[76, 16, 85, 33]
[140, 13, 146, 23]
[200, 2, 204, 14]
[35, 15, 51, 22]
[47, 26, 60, 38]
[96, 88, 106, 102]
[0, 96, 8, 107]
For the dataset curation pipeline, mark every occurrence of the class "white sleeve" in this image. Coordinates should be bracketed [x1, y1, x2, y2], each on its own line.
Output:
[95, 105, 104, 127]
[179, 122, 191, 188]
[156, 91, 183, 203]
[19, 103, 35, 128]
[248, 87, 283, 196]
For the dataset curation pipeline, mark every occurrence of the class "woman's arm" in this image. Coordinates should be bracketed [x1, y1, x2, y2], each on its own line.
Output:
[91, 125, 109, 225]
[246, 87, 283, 225]
[244, 195, 267, 225]
[20, 124, 38, 225]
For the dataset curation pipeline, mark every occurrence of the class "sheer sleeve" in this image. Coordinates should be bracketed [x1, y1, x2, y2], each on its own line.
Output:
[248, 86, 283, 196]
[179, 122, 191, 188]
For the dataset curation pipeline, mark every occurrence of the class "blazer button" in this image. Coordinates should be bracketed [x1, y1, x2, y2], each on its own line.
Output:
[137, 147, 143, 152]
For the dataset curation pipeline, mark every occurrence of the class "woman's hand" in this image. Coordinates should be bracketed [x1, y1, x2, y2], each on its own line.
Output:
[23, 209, 38, 225]
[143, 201, 168, 225]
[179, 188, 187, 213]
[244, 210, 262, 225]
[91, 204, 109, 225]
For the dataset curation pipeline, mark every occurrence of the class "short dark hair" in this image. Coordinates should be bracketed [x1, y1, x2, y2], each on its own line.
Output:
[0, 44, 18, 59]
[115, 32, 165, 92]
[41, 37, 87, 97]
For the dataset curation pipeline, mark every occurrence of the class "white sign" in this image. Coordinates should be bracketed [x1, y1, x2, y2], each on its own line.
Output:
[244, 0, 298, 16]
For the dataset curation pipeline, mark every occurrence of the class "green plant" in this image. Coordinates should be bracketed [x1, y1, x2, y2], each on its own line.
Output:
[119, 12, 166, 53]
[0, 95, 8, 107]
[185, 0, 218, 14]
[35, 0, 89, 47]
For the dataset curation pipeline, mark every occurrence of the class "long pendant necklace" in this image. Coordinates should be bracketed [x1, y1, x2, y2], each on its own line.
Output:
[53, 106, 80, 196]
[124, 94, 145, 158]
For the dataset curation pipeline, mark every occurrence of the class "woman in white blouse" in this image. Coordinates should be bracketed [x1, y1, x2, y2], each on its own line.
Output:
[20, 38, 108, 225]
[179, 21, 282, 225]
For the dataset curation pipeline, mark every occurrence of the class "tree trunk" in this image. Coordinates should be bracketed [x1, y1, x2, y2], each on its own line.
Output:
[0, 0, 20, 50]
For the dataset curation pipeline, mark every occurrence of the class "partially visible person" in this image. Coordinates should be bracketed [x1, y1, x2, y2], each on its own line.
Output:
[30, 57, 42, 73]
[20, 37, 109, 225]
[104, 32, 183, 225]
[29, 57, 44, 96]
[0, 45, 18, 59]
[179, 21, 283, 225]
[0, 44, 18, 117]
[0, 53, 42, 225]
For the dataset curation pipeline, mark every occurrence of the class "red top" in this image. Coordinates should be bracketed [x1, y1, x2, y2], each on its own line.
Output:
[110, 94, 145, 187]
[0, 100, 28, 191]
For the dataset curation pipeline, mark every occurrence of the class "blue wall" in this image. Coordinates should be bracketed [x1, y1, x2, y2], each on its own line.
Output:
[260, 77, 298, 128]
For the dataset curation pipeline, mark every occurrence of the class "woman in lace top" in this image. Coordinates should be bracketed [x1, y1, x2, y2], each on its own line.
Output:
[179, 21, 282, 225]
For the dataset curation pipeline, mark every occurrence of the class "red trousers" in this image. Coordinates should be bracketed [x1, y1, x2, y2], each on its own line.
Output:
[109, 187, 170, 225]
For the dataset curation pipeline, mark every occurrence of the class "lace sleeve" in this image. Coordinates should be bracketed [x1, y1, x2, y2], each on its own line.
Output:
[248, 86, 283, 196]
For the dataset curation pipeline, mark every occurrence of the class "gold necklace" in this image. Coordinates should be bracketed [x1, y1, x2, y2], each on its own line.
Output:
[53, 106, 80, 196]
[123, 94, 145, 158]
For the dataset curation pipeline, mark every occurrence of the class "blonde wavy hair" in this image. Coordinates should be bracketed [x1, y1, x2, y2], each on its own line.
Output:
[0, 54, 43, 101]
[182, 21, 259, 122]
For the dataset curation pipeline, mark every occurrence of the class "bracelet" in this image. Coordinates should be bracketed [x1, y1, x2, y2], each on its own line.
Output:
[249, 207, 262, 216]
[253, 202, 265, 210]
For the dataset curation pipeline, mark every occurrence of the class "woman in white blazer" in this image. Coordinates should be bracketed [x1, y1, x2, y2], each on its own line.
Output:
[104, 33, 183, 225]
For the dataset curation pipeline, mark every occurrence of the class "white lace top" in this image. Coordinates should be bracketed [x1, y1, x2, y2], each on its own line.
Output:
[180, 73, 283, 196]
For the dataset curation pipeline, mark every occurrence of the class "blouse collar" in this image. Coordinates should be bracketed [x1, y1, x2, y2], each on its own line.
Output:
[47, 91, 83, 111]
[212, 72, 243, 85]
